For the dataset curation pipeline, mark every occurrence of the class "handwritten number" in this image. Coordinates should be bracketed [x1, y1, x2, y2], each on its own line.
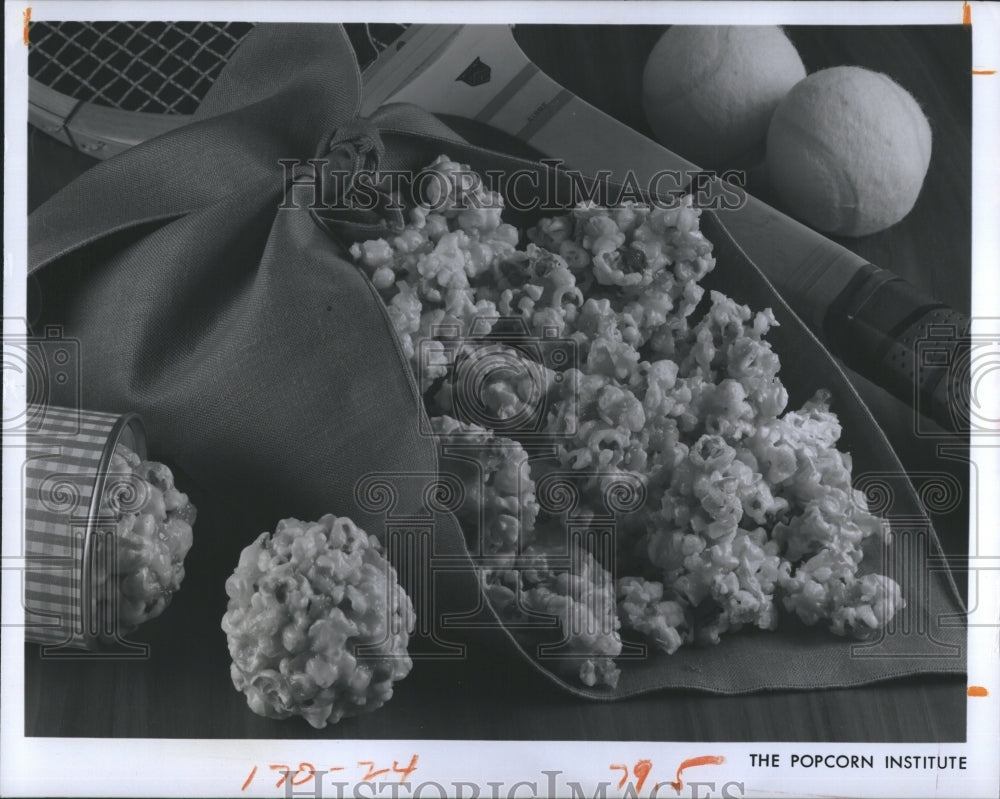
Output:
[241, 765, 258, 791]
[358, 761, 391, 782]
[269, 764, 291, 788]
[291, 763, 317, 786]
[244, 755, 420, 791]
[632, 759, 652, 792]
[610, 764, 629, 789]
[669, 755, 726, 792]
[392, 754, 419, 783]
[609, 761, 651, 790]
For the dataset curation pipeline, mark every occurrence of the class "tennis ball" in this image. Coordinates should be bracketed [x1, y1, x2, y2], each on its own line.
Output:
[642, 26, 806, 167]
[766, 66, 932, 237]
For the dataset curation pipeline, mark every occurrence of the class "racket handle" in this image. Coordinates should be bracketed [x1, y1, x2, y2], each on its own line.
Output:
[822, 265, 970, 431]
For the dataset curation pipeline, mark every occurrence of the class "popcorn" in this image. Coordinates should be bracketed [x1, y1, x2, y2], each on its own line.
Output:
[103, 444, 196, 632]
[431, 415, 539, 562]
[222, 515, 414, 728]
[831, 573, 905, 639]
[345, 156, 904, 687]
[617, 576, 692, 655]
[484, 536, 623, 688]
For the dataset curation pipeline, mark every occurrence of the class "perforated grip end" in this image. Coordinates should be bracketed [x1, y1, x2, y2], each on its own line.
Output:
[822, 264, 970, 431]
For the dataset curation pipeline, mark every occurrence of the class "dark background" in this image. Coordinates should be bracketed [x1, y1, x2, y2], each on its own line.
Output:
[25, 24, 972, 741]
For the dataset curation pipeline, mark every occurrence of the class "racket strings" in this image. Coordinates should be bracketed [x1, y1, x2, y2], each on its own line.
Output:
[29, 22, 254, 115]
[29, 21, 409, 118]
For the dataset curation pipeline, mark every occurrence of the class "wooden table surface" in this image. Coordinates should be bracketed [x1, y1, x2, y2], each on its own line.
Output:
[24, 24, 972, 743]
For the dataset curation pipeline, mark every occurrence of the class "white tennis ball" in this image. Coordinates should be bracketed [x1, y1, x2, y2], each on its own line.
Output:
[766, 66, 933, 237]
[642, 26, 806, 167]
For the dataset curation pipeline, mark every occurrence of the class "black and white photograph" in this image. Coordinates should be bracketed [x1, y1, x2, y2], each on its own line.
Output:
[3, 2, 999, 798]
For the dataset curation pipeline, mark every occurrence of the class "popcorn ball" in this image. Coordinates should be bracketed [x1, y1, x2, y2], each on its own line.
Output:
[350, 155, 905, 687]
[101, 443, 196, 633]
[222, 515, 415, 728]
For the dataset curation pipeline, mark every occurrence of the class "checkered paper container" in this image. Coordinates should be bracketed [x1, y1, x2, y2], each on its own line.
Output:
[23, 404, 146, 649]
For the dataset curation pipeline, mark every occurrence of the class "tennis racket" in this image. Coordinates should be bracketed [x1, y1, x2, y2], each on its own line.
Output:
[27, 21, 405, 157]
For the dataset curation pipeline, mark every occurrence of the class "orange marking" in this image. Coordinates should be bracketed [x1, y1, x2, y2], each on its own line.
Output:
[291, 763, 316, 786]
[269, 764, 291, 788]
[610, 765, 629, 790]
[972, 69, 997, 75]
[632, 759, 653, 793]
[968, 685, 989, 696]
[240, 765, 257, 791]
[392, 754, 420, 783]
[963, 2, 971, 25]
[23, 8, 31, 45]
[358, 761, 391, 782]
[669, 756, 726, 792]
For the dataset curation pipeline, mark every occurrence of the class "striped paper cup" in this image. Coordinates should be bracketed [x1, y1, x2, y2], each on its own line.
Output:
[23, 404, 147, 651]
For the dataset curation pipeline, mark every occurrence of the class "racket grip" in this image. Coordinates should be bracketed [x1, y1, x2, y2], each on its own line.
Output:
[822, 264, 970, 431]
